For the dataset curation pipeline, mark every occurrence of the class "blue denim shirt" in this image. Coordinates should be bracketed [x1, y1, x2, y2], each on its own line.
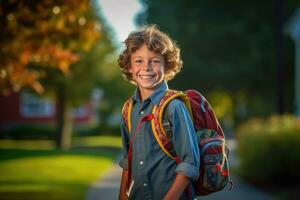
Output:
[119, 81, 200, 200]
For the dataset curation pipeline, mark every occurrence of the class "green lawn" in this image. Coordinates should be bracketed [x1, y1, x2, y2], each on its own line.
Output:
[0, 136, 122, 200]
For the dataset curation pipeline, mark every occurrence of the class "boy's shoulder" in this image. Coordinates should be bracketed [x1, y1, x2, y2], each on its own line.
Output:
[159, 90, 190, 117]
[121, 87, 188, 111]
[164, 97, 186, 110]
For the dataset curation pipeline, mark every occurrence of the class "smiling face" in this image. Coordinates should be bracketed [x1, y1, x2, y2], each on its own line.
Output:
[129, 44, 165, 98]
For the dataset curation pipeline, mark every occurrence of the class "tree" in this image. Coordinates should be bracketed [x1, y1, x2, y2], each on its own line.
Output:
[0, 0, 120, 149]
[137, 0, 298, 120]
[0, 0, 100, 94]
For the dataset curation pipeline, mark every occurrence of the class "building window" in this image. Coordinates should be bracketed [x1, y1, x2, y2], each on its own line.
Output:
[20, 91, 55, 117]
[72, 106, 88, 118]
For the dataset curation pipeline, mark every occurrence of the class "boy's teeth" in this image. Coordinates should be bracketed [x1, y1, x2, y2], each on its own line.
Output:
[139, 75, 154, 80]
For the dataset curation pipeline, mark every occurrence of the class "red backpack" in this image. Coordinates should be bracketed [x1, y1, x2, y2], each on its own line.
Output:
[122, 89, 232, 196]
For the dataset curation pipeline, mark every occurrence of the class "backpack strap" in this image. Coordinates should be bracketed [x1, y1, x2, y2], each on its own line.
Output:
[127, 114, 154, 190]
[121, 98, 133, 133]
[151, 90, 193, 161]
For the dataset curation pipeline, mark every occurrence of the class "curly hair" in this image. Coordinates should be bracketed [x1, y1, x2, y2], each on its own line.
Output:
[118, 24, 183, 82]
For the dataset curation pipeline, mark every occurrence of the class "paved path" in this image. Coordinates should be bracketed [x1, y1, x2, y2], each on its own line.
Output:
[85, 154, 123, 200]
[85, 139, 277, 200]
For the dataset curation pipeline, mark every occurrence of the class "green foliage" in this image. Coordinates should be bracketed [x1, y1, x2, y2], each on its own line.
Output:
[0, 123, 121, 141]
[236, 115, 300, 183]
[137, 0, 298, 116]
[0, 124, 56, 140]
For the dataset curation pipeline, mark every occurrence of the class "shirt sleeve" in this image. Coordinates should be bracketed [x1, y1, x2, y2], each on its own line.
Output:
[166, 99, 200, 181]
[118, 117, 130, 170]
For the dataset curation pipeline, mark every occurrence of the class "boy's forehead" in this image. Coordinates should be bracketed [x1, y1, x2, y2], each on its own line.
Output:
[132, 44, 161, 57]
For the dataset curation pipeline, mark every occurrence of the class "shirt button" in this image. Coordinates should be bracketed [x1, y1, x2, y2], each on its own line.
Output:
[140, 110, 144, 115]
[139, 161, 144, 165]
[143, 183, 147, 187]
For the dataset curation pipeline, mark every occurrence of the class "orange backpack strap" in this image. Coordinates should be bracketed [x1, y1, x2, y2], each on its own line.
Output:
[121, 98, 133, 133]
[151, 90, 193, 160]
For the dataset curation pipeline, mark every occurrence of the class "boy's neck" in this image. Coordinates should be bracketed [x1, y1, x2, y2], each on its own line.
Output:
[136, 80, 165, 102]
[138, 88, 154, 102]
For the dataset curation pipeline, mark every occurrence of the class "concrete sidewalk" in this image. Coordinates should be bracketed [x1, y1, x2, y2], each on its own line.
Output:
[85, 163, 122, 200]
[85, 139, 277, 200]
[85, 152, 123, 200]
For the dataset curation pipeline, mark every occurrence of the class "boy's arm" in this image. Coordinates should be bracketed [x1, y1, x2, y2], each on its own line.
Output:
[119, 169, 129, 200]
[164, 99, 200, 199]
[119, 114, 130, 200]
[163, 173, 190, 200]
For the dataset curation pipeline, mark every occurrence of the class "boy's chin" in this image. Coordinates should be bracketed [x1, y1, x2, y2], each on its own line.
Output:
[138, 84, 156, 90]
[139, 81, 162, 90]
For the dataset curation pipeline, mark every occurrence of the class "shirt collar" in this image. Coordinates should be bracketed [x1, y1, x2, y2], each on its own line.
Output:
[132, 80, 169, 105]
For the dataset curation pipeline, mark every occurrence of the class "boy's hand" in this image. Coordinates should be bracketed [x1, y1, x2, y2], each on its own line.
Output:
[163, 173, 190, 200]
[119, 169, 129, 200]
[119, 194, 128, 200]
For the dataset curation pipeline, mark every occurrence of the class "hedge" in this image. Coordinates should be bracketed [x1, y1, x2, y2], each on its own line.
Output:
[236, 115, 300, 183]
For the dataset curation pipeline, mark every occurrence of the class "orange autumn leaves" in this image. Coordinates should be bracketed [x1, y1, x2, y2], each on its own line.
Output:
[0, 0, 101, 95]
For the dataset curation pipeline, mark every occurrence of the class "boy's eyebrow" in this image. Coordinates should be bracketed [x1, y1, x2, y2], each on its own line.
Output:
[132, 55, 161, 59]
[132, 56, 143, 59]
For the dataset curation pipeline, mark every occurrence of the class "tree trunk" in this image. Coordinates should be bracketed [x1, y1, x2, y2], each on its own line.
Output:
[55, 84, 73, 150]
[275, 0, 285, 115]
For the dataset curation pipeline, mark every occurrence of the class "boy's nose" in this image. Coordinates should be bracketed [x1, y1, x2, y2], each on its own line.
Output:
[142, 61, 152, 71]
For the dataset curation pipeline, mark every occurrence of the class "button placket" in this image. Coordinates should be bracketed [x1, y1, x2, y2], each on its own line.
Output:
[136, 113, 146, 172]
[133, 99, 153, 198]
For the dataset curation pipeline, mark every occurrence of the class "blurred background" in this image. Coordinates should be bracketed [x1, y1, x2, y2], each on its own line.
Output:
[0, 0, 300, 200]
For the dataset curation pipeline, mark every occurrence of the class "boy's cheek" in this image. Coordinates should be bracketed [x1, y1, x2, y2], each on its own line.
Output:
[128, 65, 138, 74]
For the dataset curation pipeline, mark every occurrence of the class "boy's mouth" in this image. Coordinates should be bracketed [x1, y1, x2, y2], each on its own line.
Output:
[138, 74, 156, 80]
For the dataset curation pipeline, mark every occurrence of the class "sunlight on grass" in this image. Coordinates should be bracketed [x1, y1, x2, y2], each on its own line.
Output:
[72, 135, 122, 148]
[0, 135, 122, 200]
[0, 135, 122, 150]
[0, 150, 117, 200]
[0, 155, 112, 184]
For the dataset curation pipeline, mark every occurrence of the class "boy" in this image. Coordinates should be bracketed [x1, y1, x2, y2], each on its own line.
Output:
[118, 25, 200, 200]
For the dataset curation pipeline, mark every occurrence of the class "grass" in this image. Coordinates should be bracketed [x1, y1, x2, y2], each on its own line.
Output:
[72, 135, 122, 148]
[0, 135, 122, 200]
[0, 135, 122, 150]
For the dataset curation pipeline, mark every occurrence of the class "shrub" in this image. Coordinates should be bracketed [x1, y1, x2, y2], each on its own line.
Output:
[236, 114, 300, 183]
[0, 124, 56, 140]
[0, 123, 121, 140]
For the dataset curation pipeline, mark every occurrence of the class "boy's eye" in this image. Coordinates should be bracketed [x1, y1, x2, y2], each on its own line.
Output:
[151, 59, 160, 64]
[135, 59, 143, 64]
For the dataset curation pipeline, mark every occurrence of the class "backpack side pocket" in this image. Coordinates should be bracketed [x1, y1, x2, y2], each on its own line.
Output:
[196, 138, 231, 195]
